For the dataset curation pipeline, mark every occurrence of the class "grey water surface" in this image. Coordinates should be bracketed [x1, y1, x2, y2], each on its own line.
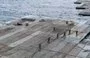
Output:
[0, 0, 90, 26]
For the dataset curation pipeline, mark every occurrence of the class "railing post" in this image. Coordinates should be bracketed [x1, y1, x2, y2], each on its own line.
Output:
[25, 23, 29, 26]
[63, 32, 66, 38]
[66, 21, 68, 24]
[68, 30, 71, 35]
[47, 37, 51, 44]
[76, 31, 78, 36]
[38, 44, 41, 51]
[56, 33, 59, 39]
[53, 27, 56, 31]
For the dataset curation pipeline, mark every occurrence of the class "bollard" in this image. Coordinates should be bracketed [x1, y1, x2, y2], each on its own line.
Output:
[68, 30, 71, 35]
[47, 37, 51, 44]
[76, 31, 78, 36]
[38, 44, 41, 51]
[63, 32, 66, 38]
[25, 23, 29, 26]
[53, 27, 56, 31]
[56, 33, 59, 39]
[66, 21, 68, 24]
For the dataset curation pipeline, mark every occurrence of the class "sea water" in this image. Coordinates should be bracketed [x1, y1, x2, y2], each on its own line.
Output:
[0, 0, 90, 26]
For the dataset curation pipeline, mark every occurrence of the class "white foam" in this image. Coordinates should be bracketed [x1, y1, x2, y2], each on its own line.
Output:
[21, 15, 41, 19]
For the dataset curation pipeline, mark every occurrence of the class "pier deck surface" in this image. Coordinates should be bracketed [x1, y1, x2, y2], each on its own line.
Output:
[0, 20, 90, 58]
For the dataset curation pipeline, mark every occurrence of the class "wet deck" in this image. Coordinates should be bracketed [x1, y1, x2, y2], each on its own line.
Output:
[0, 20, 90, 58]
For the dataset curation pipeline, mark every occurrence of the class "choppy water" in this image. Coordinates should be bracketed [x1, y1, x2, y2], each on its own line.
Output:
[0, 0, 90, 26]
